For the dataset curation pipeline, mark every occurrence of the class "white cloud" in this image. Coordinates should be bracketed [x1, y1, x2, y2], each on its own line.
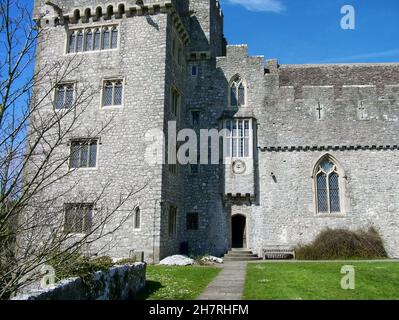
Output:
[316, 49, 399, 63]
[225, 0, 285, 13]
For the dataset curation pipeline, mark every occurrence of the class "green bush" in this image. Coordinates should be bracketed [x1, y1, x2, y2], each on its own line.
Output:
[115, 257, 137, 265]
[49, 254, 114, 282]
[295, 227, 388, 260]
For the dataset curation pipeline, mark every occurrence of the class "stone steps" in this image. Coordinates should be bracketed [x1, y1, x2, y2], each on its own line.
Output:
[223, 249, 262, 261]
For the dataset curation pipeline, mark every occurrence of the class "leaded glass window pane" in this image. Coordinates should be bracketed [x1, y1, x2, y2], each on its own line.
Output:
[244, 138, 249, 157]
[65, 85, 74, 108]
[65, 204, 93, 234]
[76, 31, 83, 52]
[329, 173, 341, 212]
[69, 32, 76, 53]
[74, 207, 83, 232]
[56, 86, 65, 109]
[102, 28, 110, 49]
[111, 28, 118, 49]
[317, 173, 328, 212]
[89, 142, 97, 167]
[238, 83, 245, 106]
[103, 82, 113, 106]
[113, 82, 122, 105]
[93, 29, 100, 50]
[231, 83, 237, 107]
[320, 160, 334, 173]
[80, 143, 88, 167]
[84, 207, 93, 233]
[238, 121, 243, 157]
[70, 142, 80, 168]
[85, 31, 93, 51]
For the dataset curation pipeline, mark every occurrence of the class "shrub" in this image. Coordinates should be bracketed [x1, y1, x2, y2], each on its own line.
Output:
[295, 227, 388, 260]
[49, 254, 114, 282]
[115, 257, 137, 265]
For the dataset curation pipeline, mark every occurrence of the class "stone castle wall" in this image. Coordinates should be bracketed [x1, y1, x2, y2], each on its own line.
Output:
[31, 0, 399, 261]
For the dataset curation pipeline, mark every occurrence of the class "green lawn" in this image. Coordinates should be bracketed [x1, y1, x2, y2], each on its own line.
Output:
[244, 262, 399, 300]
[137, 265, 221, 300]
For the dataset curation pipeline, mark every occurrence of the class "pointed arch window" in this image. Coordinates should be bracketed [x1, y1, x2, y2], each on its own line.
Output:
[230, 76, 246, 107]
[315, 156, 342, 214]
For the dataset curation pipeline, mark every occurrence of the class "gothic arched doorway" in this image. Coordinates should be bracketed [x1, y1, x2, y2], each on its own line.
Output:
[232, 214, 246, 248]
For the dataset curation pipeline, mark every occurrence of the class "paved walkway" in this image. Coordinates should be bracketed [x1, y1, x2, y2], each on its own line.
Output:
[197, 261, 247, 300]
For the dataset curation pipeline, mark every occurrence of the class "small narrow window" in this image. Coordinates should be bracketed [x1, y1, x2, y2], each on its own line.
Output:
[168, 206, 177, 235]
[186, 212, 199, 230]
[191, 110, 200, 126]
[70, 139, 98, 169]
[134, 208, 141, 230]
[191, 65, 198, 76]
[111, 27, 118, 49]
[64, 203, 93, 234]
[102, 79, 123, 107]
[55, 83, 74, 109]
[171, 87, 181, 117]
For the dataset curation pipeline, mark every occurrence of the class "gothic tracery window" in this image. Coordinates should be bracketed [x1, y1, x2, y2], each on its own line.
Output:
[230, 76, 246, 107]
[315, 156, 342, 214]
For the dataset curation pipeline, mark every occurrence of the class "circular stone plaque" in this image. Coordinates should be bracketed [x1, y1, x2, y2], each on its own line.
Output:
[232, 160, 246, 174]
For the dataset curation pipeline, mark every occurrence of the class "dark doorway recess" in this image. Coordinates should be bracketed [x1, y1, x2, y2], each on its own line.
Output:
[232, 214, 246, 248]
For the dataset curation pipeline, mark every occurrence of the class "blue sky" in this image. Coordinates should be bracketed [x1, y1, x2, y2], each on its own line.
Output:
[17, 0, 399, 64]
[221, 0, 399, 64]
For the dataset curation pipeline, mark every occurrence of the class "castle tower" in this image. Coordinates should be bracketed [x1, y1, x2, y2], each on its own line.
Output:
[188, 0, 225, 57]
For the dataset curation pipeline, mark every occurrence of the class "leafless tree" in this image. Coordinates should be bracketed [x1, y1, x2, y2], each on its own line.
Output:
[0, 0, 143, 299]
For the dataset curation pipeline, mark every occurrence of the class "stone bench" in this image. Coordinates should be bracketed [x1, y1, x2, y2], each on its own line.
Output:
[262, 246, 295, 260]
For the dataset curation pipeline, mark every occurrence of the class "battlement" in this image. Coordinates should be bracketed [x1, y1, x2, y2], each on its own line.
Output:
[36, 0, 190, 45]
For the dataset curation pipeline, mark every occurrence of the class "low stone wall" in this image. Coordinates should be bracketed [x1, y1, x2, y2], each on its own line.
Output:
[13, 262, 146, 300]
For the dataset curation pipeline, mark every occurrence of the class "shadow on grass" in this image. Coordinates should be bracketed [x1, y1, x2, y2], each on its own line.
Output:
[135, 281, 164, 300]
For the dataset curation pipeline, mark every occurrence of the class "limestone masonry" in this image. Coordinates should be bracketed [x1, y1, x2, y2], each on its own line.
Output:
[32, 0, 399, 262]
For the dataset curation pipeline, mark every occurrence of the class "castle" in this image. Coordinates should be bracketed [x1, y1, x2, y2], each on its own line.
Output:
[33, 0, 399, 262]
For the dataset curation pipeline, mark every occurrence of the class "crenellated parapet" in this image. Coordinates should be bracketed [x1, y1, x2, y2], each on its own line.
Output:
[36, 0, 190, 45]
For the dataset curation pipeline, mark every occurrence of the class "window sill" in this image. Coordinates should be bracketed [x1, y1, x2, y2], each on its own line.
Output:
[65, 48, 118, 56]
[69, 167, 98, 172]
[316, 213, 347, 218]
[101, 105, 124, 110]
